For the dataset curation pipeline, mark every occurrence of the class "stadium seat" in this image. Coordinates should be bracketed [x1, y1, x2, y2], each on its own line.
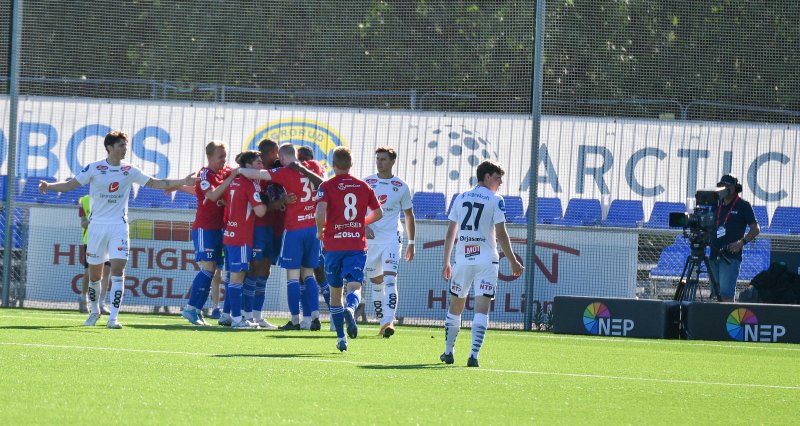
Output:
[739, 239, 771, 281]
[169, 191, 197, 209]
[412, 192, 447, 220]
[0, 175, 6, 202]
[650, 244, 691, 278]
[768, 206, 800, 234]
[643, 202, 686, 229]
[446, 193, 459, 216]
[600, 199, 644, 228]
[58, 184, 90, 205]
[503, 195, 526, 224]
[17, 177, 58, 204]
[531, 197, 563, 224]
[130, 186, 171, 208]
[0, 207, 25, 249]
[552, 198, 601, 226]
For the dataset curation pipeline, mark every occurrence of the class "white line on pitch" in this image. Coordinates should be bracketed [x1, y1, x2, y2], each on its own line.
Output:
[1, 341, 798, 390]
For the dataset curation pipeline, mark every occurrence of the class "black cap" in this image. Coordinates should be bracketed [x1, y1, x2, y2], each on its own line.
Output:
[718, 174, 739, 186]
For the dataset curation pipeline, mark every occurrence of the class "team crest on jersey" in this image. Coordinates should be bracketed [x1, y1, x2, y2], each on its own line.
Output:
[108, 182, 120, 193]
[96, 165, 108, 171]
[200, 180, 211, 191]
[465, 245, 480, 258]
[243, 119, 346, 176]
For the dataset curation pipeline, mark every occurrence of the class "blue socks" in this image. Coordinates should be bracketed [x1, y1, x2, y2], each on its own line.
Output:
[287, 279, 301, 316]
[228, 282, 243, 318]
[222, 272, 231, 314]
[330, 306, 345, 338]
[188, 269, 213, 309]
[345, 289, 361, 312]
[319, 282, 331, 309]
[303, 276, 319, 315]
[243, 277, 255, 315]
[253, 276, 267, 312]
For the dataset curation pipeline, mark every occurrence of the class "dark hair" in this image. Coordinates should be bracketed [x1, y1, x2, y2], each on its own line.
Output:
[257, 138, 278, 154]
[375, 146, 397, 160]
[236, 150, 261, 167]
[297, 146, 314, 161]
[103, 130, 128, 152]
[332, 146, 352, 170]
[476, 160, 505, 182]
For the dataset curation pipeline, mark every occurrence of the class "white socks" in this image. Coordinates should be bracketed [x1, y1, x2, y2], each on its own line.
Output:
[444, 312, 461, 355]
[471, 313, 489, 359]
[372, 283, 384, 321]
[383, 276, 398, 327]
[108, 276, 124, 321]
[88, 280, 101, 314]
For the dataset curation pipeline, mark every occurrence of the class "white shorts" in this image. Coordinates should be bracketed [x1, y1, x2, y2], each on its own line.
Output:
[364, 243, 401, 279]
[85, 223, 130, 265]
[449, 262, 499, 299]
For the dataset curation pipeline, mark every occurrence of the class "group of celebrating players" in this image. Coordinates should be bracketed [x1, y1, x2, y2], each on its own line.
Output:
[41, 130, 523, 365]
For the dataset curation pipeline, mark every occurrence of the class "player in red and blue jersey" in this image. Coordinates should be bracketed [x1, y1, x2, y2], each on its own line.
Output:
[223, 151, 267, 329]
[181, 141, 237, 326]
[315, 147, 383, 351]
[239, 144, 325, 331]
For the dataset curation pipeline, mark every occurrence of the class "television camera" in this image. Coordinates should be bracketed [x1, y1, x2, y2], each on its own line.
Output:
[667, 186, 730, 302]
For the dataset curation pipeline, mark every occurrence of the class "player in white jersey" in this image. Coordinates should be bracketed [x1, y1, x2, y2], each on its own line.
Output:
[363, 146, 416, 338]
[440, 160, 523, 367]
[40, 130, 196, 329]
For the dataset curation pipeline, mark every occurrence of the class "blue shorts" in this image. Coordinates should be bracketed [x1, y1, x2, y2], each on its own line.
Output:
[280, 227, 321, 269]
[224, 244, 252, 273]
[192, 228, 223, 264]
[251, 226, 272, 261]
[324, 250, 367, 289]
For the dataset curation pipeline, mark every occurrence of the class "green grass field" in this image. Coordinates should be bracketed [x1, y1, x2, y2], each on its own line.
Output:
[1, 309, 798, 424]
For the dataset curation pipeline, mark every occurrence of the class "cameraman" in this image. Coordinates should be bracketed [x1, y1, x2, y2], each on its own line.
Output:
[710, 174, 760, 302]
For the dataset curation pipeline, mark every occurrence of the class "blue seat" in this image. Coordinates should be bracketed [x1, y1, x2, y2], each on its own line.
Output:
[412, 192, 447, 220]
[552, 198, 601, 226]
[768, 206, 800, 234]
[739, 239, 771, 281]
[531, 197, 563, 224]
[59, 184, 90, 205]
[600, 199, 644, 228]
[643, 202, 686, 229]
[446, 193, 459, 216]
[0, 175, 7, 201]
[17, 177, 58, 204]
[503, 196, 526, 224]
[0, 207, 25, 249]
[131, 187, 171, 208]
[650, 245, 691, 278]
[169, 191, 197, 209]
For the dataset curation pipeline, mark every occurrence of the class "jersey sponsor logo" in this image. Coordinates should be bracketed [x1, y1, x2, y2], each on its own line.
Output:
[334, 231, 361, 238]
[365, 178, 378, 184]
[378, 194, 388, 205]
[465, 244, 480, 258]
[390, 180, 403, 187]
[297, 213, 315, 221]
[244, 119, 346, 177]
[96, 165, 108, 171]
[337, 183, 362, 191]
[121, 165, 132, 171]
[108, 182, 120, 193]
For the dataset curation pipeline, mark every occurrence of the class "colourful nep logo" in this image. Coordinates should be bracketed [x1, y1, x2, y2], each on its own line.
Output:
[244, 119, 345, 176]
[582, 302, 634, 336]
[726, 308, 785, 342]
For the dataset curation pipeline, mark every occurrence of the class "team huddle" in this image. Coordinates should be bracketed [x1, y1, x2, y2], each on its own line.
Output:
[40, 130, 523, 365]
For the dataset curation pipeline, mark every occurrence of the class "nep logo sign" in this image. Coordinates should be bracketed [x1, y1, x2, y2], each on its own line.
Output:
[582, 302, 634, 336]
[726, 308, 786, 342]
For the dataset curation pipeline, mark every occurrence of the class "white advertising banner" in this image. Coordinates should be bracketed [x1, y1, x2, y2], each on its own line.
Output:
[1, 96, 798, 218]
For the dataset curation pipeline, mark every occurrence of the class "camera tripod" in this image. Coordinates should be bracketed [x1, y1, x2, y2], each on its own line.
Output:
[673, 242, 723, 302]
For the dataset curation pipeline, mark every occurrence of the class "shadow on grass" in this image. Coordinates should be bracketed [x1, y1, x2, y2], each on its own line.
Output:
[125, 324, 236, 332]
[213, 353, 327, 359]
[359, 363, 447, 370]
[0, 325, 91, 332]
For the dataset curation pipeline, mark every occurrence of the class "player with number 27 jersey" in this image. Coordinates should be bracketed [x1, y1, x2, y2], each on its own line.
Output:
[316, 174, 381, 252]
[447, 187, 506, 265]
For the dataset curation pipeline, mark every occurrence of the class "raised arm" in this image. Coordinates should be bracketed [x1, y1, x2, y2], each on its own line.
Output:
[238, 168, 273, 182]
[287, 161, 323, 189]
[206, 169, 239, 202]
[145, 174, 198, 190]
[39, 178, 81, 194]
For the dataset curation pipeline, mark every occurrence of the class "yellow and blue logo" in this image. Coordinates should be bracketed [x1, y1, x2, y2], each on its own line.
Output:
[244, 119, 346, 175]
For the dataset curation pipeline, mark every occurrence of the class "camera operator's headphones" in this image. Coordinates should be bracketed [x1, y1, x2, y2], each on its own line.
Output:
[717, 174, 743, 193]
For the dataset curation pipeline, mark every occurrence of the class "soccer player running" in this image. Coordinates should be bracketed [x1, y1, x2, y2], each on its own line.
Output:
[440, 160, 524, 367]
[363, 147, 416, 338]
[40, 130, 196, 328]
[239, 144, 324, 330]
[315, 147, 383, 351]
[223, 151, 268, 329]
[181, 141, 235, 326]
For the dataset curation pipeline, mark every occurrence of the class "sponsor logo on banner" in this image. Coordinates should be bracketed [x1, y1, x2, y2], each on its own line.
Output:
[726, 308, 786, 342]
[244, 119, 346, 176]
[583, 302, 634, 336]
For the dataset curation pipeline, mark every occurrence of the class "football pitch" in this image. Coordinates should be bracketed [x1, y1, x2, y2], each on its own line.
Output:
[1, 309, 798, 424]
